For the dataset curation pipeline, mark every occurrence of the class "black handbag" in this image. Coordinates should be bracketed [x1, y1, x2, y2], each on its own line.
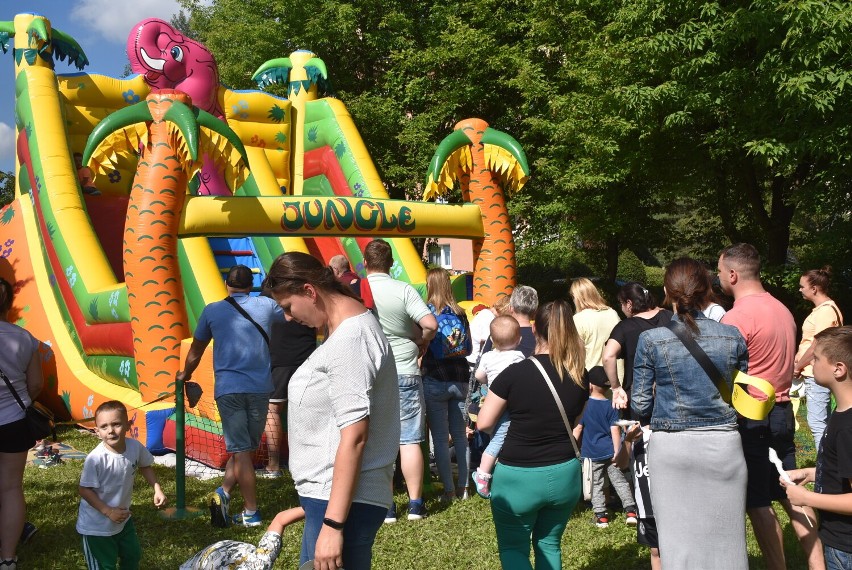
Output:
[1, 365, 55, 441]
[26, 403, 55, 440]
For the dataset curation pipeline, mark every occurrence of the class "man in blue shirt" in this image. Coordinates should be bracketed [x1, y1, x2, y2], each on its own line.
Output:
[177, 265, 283, 528]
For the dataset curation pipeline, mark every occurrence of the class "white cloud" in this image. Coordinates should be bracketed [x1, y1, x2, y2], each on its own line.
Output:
[71, 0, 186, 44]
[0, 122, 15, 173]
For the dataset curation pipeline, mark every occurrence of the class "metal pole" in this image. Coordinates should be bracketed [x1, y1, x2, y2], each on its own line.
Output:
[160, 376, 203, 520]
[175, 376, 186, 511]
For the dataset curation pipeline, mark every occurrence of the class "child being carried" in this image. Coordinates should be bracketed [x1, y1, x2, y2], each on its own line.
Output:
[470, 315, 526, 498]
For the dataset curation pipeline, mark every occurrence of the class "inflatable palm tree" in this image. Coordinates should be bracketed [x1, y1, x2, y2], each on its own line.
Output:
[0, 14, 88, 71]
[83, 90, 248, 400]
[425, 118, 529, 304]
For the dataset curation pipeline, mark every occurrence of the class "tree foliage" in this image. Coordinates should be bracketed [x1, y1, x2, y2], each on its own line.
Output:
[179, 0, 852, 293]
[0, 171, 14, 207]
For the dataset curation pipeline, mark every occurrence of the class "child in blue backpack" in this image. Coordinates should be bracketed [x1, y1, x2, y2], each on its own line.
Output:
[575, 368, 638, 528]
[470, 315, 526, 498]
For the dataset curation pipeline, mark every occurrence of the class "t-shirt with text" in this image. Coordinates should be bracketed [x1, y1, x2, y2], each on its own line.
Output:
[180, 531, 282, 570]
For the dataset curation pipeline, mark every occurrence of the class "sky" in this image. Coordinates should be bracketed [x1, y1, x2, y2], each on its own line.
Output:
[0, 0, 192, 172]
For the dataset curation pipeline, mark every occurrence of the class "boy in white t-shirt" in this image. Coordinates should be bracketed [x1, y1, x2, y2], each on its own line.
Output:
[77, 401, 167, 570]
[470, 315, 526, 498]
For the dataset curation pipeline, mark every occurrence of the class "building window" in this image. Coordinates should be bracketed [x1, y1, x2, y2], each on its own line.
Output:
[428, 244, 452, 269]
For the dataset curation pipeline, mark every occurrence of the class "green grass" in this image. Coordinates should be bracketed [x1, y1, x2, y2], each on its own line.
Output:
[19, 405, 819, 569]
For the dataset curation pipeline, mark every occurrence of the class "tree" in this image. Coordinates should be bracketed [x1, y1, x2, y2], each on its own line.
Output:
[424, 118, 529, 304]
[179, 0, 852, 288]
[0, 171, 14, 207]
[610, 0, 852, 266]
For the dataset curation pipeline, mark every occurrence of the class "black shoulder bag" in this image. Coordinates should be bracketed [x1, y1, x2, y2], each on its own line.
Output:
[224, 296, 270, 345]
[0, 365, 55, 441]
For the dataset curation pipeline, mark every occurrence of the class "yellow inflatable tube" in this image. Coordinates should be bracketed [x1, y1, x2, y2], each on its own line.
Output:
[181, 237, 228, 306]
[321, 98, 427, 283]
[179, 195, 485, 238]
[242, 145, 310, 255]
[20, 198, 172, 438]
[21, 67, 121, 297]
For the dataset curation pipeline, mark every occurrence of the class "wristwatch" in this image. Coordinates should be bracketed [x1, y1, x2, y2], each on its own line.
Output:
[322, 517, 345, 530]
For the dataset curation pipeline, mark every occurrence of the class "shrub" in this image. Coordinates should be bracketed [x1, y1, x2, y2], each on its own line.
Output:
[645, 266, 665, 288]
[617, 249, 647, 284]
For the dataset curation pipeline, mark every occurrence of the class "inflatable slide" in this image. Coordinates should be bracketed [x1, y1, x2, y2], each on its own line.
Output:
[0, 13, 528, 465]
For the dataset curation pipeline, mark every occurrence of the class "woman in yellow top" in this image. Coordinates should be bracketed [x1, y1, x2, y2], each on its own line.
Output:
[570, 278, 621, 376]
[794, 266, 844, 446]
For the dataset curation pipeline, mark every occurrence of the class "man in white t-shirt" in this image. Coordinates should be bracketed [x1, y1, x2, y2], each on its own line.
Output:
[364, 239, 437, 522]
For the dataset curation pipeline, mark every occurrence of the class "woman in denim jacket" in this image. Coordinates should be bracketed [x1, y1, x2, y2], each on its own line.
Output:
[631, 258, 749, 570]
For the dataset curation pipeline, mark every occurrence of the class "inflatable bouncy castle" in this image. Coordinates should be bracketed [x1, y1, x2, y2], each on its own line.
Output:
[0, 13, 528, 465]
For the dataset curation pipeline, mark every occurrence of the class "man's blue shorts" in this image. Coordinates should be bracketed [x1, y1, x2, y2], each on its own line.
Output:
[398, 374, 425, 445]
[217, 393, 269, 453]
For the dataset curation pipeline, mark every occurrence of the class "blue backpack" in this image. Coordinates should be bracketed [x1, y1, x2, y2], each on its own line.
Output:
[428, 304, 472, 359]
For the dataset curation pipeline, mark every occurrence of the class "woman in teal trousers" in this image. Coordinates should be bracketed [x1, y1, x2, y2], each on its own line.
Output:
[478, 299, 589, 569]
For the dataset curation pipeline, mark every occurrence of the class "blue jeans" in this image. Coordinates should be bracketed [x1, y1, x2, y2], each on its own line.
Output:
[397, 374, 425, 444]
[423, 377, 469, 495]
[805, 377, 832, 447]
[216, 393, 269, 453]
[825, 544, 852, 570]
[298, 496, 386, 569]
[484, 411, 510, 457]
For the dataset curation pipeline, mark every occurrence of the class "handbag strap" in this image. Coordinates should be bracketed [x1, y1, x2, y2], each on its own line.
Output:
[665, 320, 732, 402]
[829, 303, 844, 326]
[465, 336, 490, 416]
[224, 296, 270, 345]
[0, 365, 28, 412]
[528, 356, 582, 458]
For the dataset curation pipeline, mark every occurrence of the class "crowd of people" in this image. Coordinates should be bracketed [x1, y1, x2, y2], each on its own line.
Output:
[1, 240, 851, 570]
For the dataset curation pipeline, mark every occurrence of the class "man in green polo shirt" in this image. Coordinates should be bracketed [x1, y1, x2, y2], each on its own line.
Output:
[364, 239, 437, 522]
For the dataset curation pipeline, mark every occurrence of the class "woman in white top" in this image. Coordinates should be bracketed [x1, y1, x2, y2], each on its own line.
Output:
[570, 278, 621, 373]
[265, 253, 399, 570]
[0, 277, 44, 569]
[794, 266, 844, 445]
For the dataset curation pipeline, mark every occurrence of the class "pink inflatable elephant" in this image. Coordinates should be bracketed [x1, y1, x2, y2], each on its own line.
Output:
[127, 18, 231, 195]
